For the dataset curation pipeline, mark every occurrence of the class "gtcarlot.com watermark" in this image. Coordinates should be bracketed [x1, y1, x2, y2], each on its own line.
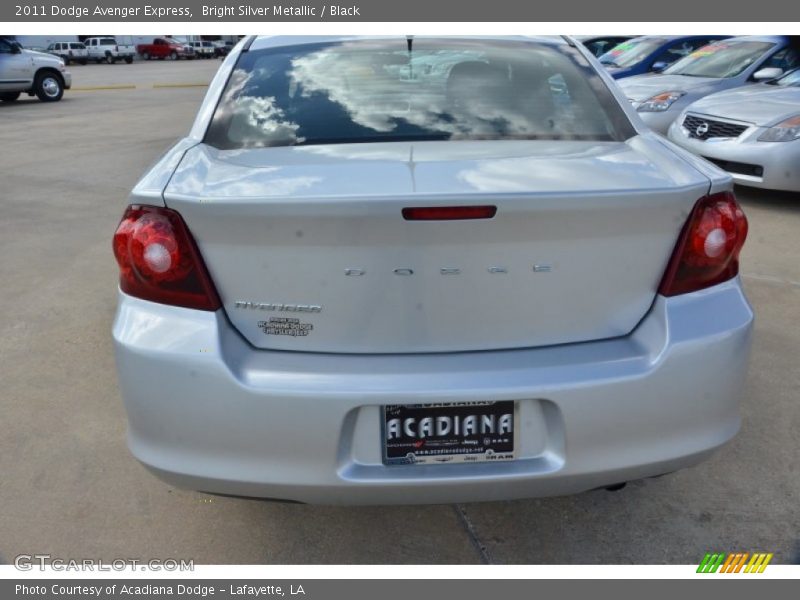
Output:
[14, 554, 194, 572]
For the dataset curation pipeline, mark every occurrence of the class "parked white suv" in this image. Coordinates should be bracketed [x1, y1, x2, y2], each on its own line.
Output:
[84, 37, 135, 64]
[0, 38, 71, 102]
[47, 41, 88, 66]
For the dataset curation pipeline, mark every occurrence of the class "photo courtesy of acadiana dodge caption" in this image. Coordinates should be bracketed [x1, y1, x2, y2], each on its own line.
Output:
[112, 36, 753, 505]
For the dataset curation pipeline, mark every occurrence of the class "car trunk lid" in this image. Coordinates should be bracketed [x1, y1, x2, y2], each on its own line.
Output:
[164, 137, 709, 353]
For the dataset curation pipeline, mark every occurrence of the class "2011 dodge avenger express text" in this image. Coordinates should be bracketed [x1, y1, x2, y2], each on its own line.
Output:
[111, 36, 753, 505]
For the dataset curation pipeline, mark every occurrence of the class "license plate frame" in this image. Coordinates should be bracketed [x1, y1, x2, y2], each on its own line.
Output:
[382, 401, 516, 466]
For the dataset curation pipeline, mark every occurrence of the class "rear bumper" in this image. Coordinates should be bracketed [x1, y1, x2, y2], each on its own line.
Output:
[113, 279, 753, 505]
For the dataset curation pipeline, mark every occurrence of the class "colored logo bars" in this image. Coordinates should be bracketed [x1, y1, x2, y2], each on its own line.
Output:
[697, 552, 773, 573]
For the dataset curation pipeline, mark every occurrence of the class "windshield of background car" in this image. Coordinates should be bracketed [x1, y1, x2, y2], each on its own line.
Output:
[772, 68, 800, 86]
[664, 40, 775, 78]
[204, 39, 634, 149]
[599, 38, 667, 68]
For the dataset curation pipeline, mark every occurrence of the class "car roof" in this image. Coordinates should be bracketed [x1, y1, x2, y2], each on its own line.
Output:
[249, 35, 568, 52]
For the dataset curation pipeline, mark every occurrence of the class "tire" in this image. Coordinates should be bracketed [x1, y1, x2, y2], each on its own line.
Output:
[124, 56, 133, 64]
[34, 71, 63, 102]
[63, 56, 70, 66]
[0, 92, 21, 102]
[142, 51, 150, 61]
[169, 51, 178, 60]
[80, 59, 87, 66]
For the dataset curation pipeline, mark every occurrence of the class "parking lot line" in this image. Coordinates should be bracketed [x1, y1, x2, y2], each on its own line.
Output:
[71, 84, 137, 91]
[152, 82, 209, 88]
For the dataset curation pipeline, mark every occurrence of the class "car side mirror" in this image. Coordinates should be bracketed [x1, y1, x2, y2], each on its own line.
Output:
[651, 61, 669, 73]
[752, 67, 783, 81]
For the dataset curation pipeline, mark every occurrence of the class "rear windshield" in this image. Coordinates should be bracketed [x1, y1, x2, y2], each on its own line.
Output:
[664, 40, 774, 78]
[204, 39, 634, 149]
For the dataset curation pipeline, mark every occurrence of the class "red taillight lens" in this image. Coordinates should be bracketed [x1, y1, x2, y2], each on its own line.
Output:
[113, 205, 221, 310]
[658, 191, 748, 297]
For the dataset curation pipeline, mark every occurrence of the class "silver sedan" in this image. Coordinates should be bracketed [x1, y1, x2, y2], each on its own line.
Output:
[619, 36, 798, 134]
[668, 68, 800, 192]
[111, 36, 754, 504]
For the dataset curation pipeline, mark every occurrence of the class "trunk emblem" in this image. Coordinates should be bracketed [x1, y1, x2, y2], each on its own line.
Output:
[343, 265, 552, 276]
[234, 301, 322, 313]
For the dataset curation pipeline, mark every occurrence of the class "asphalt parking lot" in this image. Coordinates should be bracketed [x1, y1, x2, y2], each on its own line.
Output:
[1, 59, 798, 565]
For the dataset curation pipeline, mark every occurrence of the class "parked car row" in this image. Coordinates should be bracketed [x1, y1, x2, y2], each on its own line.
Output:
[592, 35, 799, 192]
[42, 37, 237, 65]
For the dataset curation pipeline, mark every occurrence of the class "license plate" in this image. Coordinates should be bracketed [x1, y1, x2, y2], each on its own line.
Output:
[382, 401, 515, 465]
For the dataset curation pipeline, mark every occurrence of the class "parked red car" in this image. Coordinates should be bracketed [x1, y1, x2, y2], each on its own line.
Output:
[136, 38, 192, 61]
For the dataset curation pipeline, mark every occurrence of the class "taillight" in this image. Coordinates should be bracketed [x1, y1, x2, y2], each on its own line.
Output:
[113, 205, 221, 310]
[658, 191, 748, 297]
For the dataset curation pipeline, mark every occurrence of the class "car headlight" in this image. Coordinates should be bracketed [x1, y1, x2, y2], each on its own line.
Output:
[637, 91, 686, 113]
[757, 115, 800, 142]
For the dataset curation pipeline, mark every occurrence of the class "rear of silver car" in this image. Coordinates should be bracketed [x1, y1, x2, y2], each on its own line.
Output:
[112, 36, 753, 504]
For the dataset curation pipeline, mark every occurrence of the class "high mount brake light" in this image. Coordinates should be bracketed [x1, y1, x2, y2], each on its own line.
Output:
[113, 205, 221, 311]
[402, 206, 497, 221]
[659, 191, 748, 297]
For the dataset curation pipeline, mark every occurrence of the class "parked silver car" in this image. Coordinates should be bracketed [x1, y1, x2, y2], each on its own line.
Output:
[668, 68, 800, 192]
[112, 36, 753, 505]
[619, 36, 799, 133]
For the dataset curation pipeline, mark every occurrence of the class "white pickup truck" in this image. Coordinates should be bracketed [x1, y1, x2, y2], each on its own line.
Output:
[84, 37, 135, 64]
[0, 37, 71, 102]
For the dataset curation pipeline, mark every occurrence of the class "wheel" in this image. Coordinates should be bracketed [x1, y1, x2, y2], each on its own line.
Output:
[169, 51, 178, 60]
[124, 56, 133, 64]
[96, 58, 103, 64]
[80, 59, 87, 65]
[34, 71, 63, 102]
[0, 92, 21, 102]
[142, 51, 150, 61]
[63, 56, 70, 66]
